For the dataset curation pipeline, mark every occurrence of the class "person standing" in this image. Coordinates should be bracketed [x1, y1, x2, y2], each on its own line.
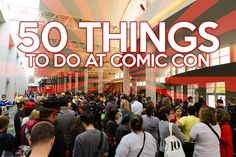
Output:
[0, 94, 12, 115]
[142, 102, 160, 156]
[14, 98, 26, 146]
[227, 97, 236, 155]
[116, 115, 157, 157]
[217, 109, 233, 157]
[190, 107, 221, 157]
[21, 95, 66, 157]
[131, 96, 143, 115]
[29, 122, 55, 157]
[55, 95, 75, 155]
[158, 107, 184, 157]
[72, 112, 109, 157]
[177, 106, 200, 157]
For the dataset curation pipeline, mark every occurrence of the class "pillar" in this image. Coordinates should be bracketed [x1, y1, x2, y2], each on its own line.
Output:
[98, 68, 103, 93]
[75, 71, 79, 92]
[146, 67, 156, 104]
[69, 75, 72, 91]
[123, 67, 130, 95]
[64, 75, 67, 92]
[84, 68, 88, 93]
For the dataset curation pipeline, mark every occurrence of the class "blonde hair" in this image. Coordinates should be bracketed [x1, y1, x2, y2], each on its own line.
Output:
[121, 99, 131, 113]
[30, 109, 40, 120]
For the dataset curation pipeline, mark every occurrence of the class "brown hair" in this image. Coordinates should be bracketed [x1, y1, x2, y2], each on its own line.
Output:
[175, 106, 183, 112]
[217, 108, 231, 123]
[199, 107, 217, 125]
[30, 122, 55, 147]
[229, 97, 236, 104]
[130, 114, 143, 133]
[145, 101, 155, 117]
[0, 115, 9, 131]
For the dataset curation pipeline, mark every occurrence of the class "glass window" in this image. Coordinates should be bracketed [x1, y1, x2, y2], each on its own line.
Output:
[216, 82, 225, 93]
[143, 81, 146, 86]
[211, 58, 219, 66]
[220, 56, 230, 64]
[188, 84, 198, 102]
[220, 47, 230, 56]
[211, 50, 219, 58]
[210, 47, 230, 66]
[206, 82, 225, 93]
[206, 82, 215, 93]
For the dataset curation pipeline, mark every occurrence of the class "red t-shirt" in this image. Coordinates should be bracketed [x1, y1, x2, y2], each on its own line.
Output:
[220, 122, 233, 157]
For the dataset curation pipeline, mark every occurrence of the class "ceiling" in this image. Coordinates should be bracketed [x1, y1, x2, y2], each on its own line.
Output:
[6, 0, 194, 81]
[130, 0, 236, 80]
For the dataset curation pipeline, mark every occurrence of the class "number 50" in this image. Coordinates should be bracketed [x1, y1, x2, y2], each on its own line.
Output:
[17, 21, 68, 53]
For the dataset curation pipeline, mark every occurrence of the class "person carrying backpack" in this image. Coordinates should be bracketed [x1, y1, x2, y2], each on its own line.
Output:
[21, 95, 66, 157]
[86, 95, 103, 130]
[72, 112, 109, 157]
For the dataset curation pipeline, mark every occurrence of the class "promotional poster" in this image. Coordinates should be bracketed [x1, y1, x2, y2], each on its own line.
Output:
[0, 0, 236, 157]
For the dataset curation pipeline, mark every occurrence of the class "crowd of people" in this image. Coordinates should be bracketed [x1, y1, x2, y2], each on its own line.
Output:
[0, 91, 236, 157]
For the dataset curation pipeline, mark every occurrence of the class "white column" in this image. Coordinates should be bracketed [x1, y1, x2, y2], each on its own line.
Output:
[98, 68, 103, 93]
[123, 67, 130, 95]
[84, 68, 88, 93]
[146, 67, 157, 104]
[145, 40, 156, 104]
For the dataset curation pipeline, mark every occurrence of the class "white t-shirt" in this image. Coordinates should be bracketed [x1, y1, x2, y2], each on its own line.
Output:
[190, 123, 221, 157]
[115, 131, 157, 157]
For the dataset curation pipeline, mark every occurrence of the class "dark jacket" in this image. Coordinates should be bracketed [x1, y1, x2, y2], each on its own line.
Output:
[0, 132, 17, 156]
[227, 105, 236, 129]
[115, 123, 131, 146]
[14, 109, 25, 146]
